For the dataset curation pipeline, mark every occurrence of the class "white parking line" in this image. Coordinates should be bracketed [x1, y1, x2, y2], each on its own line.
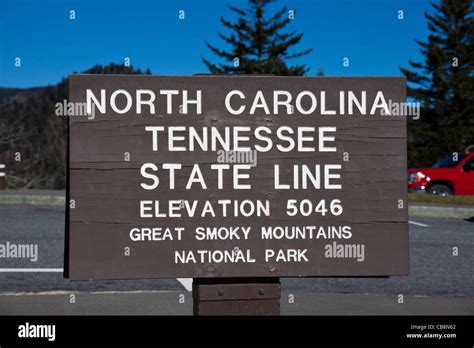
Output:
[0, 268, 63, 272]
[176, 278, 192, 291]
[409, 220, 430, 228]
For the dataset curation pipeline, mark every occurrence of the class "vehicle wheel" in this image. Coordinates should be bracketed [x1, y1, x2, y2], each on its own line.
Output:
[427, 184, 453, 196]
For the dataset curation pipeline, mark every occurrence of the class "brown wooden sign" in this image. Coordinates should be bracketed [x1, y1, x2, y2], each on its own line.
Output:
[66, 75, 409, 280]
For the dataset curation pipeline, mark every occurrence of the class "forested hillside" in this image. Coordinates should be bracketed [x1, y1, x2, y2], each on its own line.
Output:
[0, 63, 150, 189]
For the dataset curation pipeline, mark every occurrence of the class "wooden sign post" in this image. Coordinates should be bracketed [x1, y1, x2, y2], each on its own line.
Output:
[66, 75, 409, 315]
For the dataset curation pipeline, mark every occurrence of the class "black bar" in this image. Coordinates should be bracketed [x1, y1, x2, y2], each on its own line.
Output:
[0, 316, 472, 345]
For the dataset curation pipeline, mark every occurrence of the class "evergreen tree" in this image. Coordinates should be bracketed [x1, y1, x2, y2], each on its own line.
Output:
[203, 0, 312, 75]
[401, 0, 473, 167]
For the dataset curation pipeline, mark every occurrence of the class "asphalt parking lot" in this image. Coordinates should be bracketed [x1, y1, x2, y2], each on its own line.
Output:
[0, 204, 473, 314]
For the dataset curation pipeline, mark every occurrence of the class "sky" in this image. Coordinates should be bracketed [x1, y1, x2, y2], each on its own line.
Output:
[0, 0, 432, 88]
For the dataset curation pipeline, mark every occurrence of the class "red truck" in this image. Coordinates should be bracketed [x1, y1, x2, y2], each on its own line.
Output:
[408, 151, 474, 195]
